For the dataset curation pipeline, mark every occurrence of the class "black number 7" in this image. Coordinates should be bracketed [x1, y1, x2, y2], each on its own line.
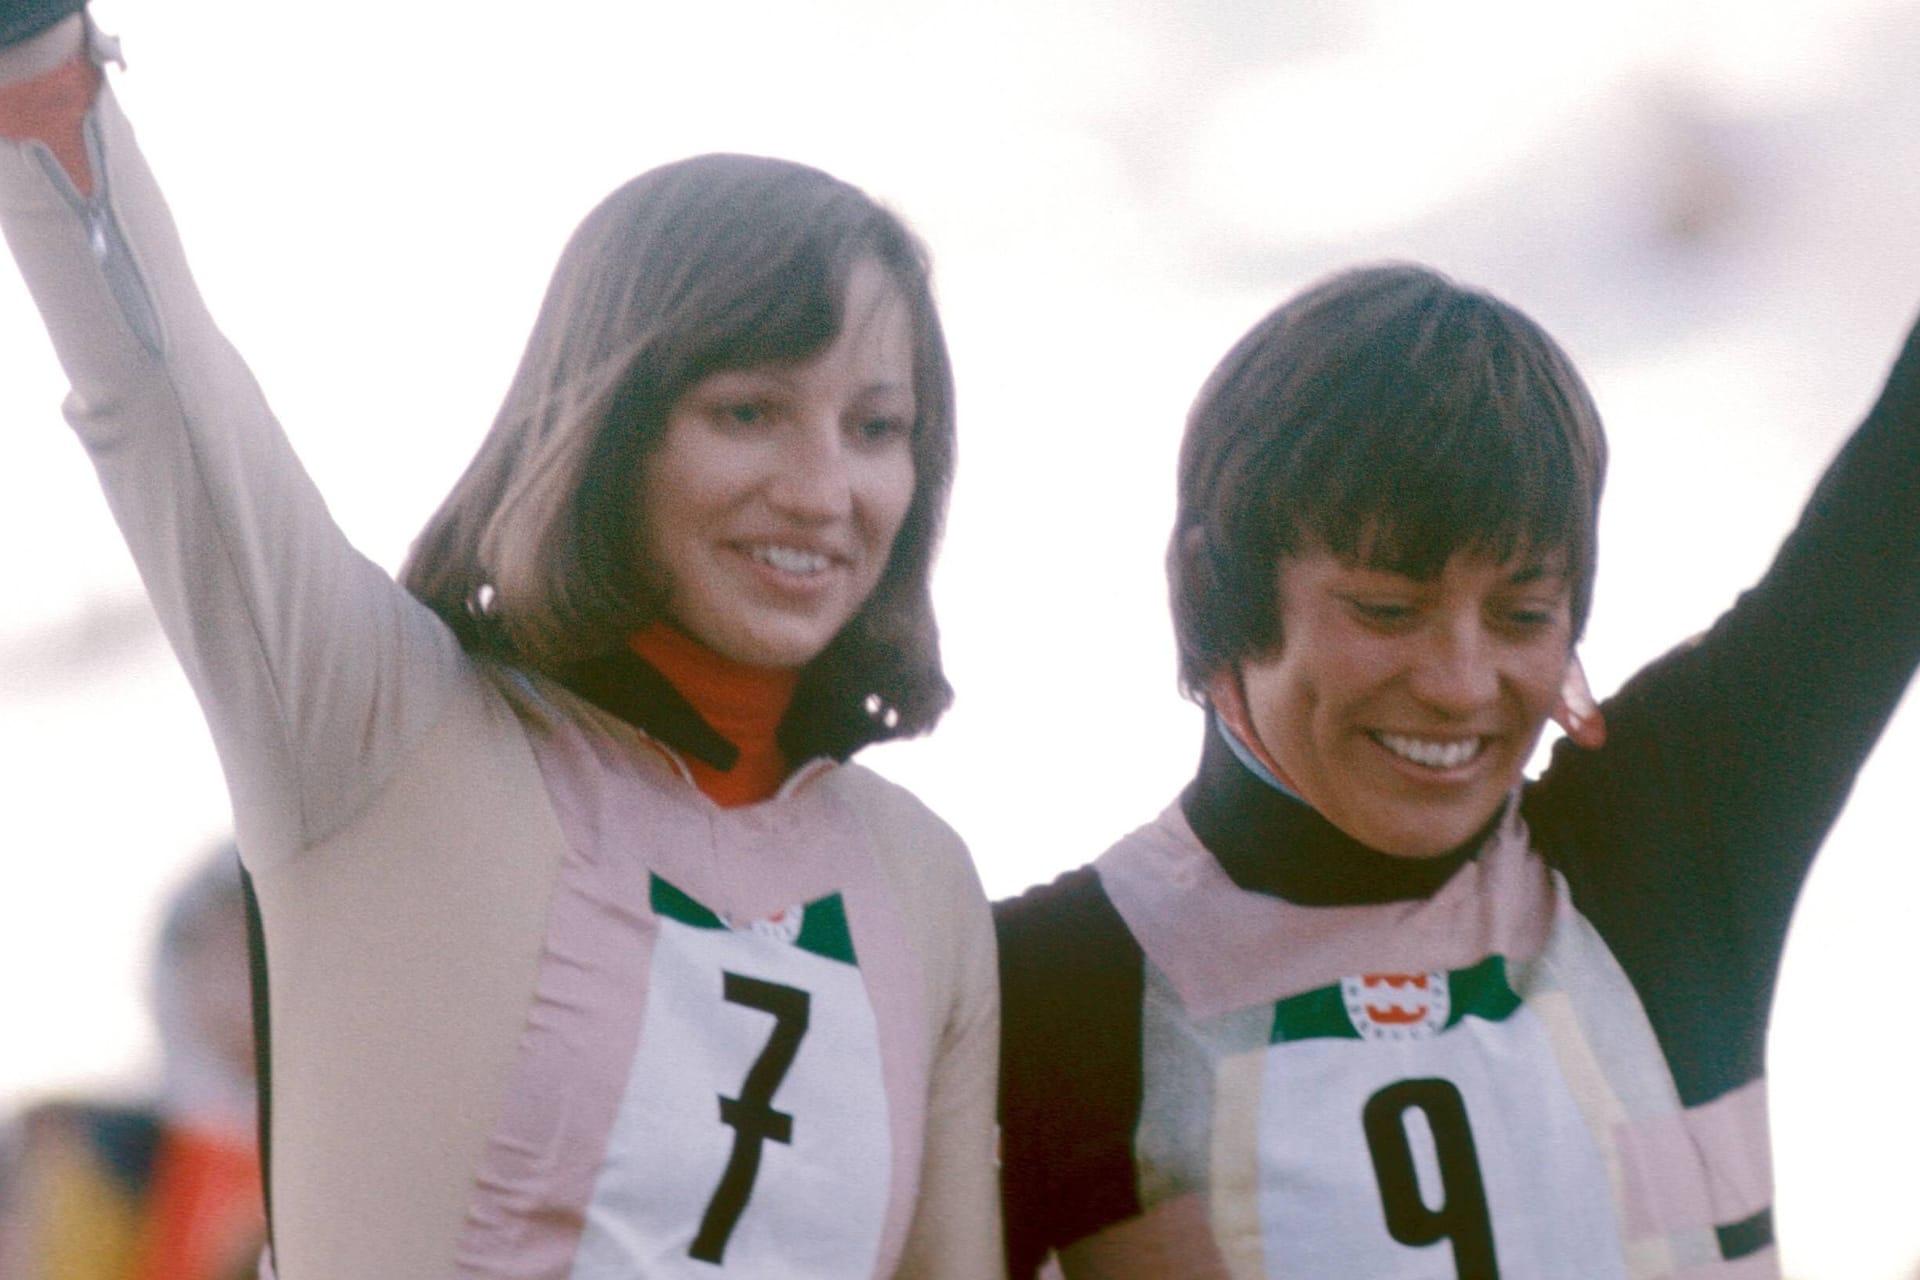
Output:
[690, 973, 812, 1266]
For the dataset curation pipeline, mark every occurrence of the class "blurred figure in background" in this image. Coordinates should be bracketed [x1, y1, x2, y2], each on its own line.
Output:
[0, 843, 263, 1280]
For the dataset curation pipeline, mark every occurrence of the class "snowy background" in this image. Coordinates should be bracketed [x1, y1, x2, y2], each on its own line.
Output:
[3, 0, 1918, 1274]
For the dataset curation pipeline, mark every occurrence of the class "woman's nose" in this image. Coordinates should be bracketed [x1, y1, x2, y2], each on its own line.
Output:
[1407, 619, 1499, 713]
[765, 421, 853, 520]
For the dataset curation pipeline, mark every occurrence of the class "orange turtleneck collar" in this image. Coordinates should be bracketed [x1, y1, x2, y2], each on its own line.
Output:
[627, 625, 800, 808]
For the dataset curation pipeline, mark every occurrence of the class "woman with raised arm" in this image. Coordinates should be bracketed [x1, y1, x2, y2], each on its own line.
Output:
[996, 264, 1920, 1276]
[0, 4, 1002, 1276]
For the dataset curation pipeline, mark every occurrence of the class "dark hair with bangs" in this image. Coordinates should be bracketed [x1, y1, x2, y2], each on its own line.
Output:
[1168, 263, 1607, 695]
[401, 153, 956, 756]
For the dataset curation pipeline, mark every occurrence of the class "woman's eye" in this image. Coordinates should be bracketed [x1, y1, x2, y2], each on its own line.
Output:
[718, 402, 766, 427]
[1349, 600, 1415, 627]
[854, 416, 910, 445]
[1494, 604, 1563, 634]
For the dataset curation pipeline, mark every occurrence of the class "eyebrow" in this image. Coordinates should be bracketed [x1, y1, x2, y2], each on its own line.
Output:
[696, 369, 912, 400]
[699, 367, 797, 389]
[1507, 562, 1569, 586]
[1339, 549, 1568, 577]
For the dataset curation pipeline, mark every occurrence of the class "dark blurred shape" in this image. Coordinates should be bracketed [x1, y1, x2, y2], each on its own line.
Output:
[1635, 78, 1747, 249]
[0, 843, 263, 1280]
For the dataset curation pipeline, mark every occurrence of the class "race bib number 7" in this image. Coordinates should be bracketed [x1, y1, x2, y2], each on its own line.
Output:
[567, 877, 891, 1278]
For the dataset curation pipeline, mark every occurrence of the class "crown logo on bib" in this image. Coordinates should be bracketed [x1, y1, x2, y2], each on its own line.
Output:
[1342, 971, 1451, 1040]
[731, 903, 806, 945]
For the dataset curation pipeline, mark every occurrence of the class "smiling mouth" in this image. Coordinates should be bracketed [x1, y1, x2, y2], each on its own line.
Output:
[1372, 732, 1485, 770]
[746, 544, 835, 575]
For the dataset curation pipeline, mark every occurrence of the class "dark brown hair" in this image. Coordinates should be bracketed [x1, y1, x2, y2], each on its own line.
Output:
[1168, 263, 1608, 695]
[401, 154, 955, 753]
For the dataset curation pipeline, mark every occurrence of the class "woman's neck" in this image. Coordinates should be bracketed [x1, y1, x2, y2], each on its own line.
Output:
[1185, 713, 1494, 906]
[627, 624, 799, 807]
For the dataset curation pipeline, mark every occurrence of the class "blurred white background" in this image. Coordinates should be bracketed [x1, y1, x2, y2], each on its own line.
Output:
[3, 1, 1918, 1274]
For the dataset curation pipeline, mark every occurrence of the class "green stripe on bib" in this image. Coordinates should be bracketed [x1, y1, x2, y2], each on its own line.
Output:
[1442, 954, 1521, 1029]
[649, 874, 858, 967]
[1270, 955, 1521, 1044]
[795, 893, 858, 967]
[651, 874, 727, 930]
[1270, 982, 1358, 1043]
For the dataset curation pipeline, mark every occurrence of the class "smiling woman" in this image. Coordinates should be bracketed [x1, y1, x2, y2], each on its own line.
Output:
[641, 259, 921, 672]
[1237, 549, 1575, 858]
[0, 8, 999, 1279]
[996, 262, 1920, 1278]
[400, 151, 959, 762]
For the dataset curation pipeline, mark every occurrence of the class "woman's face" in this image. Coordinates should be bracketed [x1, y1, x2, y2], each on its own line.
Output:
[640, 259, 918, 669]
[1238, 546, 1574, 856]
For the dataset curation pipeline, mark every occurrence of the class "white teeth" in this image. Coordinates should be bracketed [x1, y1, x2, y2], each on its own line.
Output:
[1375, 733, 1483, 769]
[751, 545, 831, 575]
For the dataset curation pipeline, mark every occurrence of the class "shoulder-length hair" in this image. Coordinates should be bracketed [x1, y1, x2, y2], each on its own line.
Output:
[1168, 263, 1608, 696]
[401, 153, 956, 757]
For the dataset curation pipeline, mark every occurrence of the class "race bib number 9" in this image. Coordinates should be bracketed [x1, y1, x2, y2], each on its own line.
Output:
[568, 876, 891, 1278]
[1254, 958, 1624, 1278]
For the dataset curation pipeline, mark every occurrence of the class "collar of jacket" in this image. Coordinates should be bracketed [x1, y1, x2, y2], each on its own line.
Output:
[1180, 714, 1502, 906]
[556, 648, 746, 772]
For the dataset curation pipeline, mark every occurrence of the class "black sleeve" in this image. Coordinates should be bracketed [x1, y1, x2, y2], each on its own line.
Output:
[0, 0, 84, 49]
[1524, 309, 1920, 1107]
[995, 866, 1146, 1279]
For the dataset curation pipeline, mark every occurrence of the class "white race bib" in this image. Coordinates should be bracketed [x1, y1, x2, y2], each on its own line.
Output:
[569, 876, 891, 1278]
[1256, 957, 1624, 1278]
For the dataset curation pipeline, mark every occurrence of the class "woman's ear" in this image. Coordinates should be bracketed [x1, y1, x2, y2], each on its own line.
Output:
[1550, 652, 1607, 749]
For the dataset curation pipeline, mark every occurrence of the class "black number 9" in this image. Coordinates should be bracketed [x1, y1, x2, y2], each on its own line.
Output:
[1362, 1078, 1499, 1279]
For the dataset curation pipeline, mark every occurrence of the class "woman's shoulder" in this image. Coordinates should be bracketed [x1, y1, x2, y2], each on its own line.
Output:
[816, 762, 990, 940]
[816, 761, 970, 857]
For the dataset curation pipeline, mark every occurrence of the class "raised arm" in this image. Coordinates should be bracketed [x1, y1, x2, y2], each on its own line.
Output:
[1524, 308, 1920, 1102]
[0, 15, 467, 870]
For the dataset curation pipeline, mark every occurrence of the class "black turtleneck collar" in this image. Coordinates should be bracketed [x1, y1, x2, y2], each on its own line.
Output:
[553, 648, 887, 769]
[1179, 717, 1501, 906]
[556, 649, 741, 771]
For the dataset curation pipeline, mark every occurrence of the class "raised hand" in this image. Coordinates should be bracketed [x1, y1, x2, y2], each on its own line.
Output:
[0, 0, 94, 193]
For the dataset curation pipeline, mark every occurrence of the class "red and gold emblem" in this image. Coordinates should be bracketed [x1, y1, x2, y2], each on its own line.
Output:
[1341, 971, 1451, 1040]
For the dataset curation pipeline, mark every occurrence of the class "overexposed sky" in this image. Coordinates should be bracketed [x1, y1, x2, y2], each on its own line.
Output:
[4, 1, 1920, 1274]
